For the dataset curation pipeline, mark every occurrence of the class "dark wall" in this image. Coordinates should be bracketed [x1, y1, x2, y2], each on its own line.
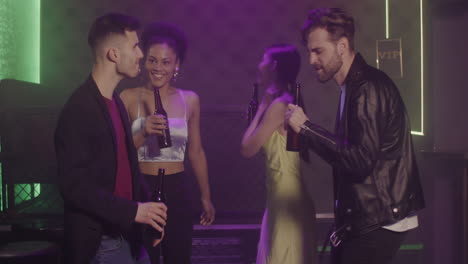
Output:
[431, 3, 468, 152]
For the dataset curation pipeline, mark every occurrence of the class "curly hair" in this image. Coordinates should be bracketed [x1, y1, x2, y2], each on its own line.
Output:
[141, 22, 188, 64]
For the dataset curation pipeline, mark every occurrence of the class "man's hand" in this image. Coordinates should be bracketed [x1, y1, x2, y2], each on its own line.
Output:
[135, 202, 167, 233]
[286, 104, 309, 133]
[152, 230, 165, 247]
[144, 114, 167, 136]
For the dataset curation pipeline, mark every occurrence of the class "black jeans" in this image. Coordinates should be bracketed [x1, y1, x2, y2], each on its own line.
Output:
[143, 172, 193, 264]
[331, 228, 408, 264]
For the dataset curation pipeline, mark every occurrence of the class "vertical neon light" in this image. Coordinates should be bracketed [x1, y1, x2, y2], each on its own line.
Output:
[0, 0, 40, 83]
[416, 0, 425, 136]
[14, 0, 41, 83]
[33, 0, 41, 83]
[411, 0, 425, 136]
[385, 0, 425, 136]
[385, 0, 390, 38]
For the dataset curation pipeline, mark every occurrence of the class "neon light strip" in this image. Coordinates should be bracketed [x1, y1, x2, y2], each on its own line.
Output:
[415, 0, 424, 136]
[386, 0, 425, 135]
[34, 1, 41, 195]
[385, 0, 390, 38]
[33, 1, 41, 195]
[318, 243, 424, 252]
[411, 0, 424, 135]
[33, 0, 41, 83]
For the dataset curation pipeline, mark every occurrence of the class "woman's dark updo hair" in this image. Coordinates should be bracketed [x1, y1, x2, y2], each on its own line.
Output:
[266, 44, 309, 162]
[266, 44, 301, 86]
[141, 22, 188, 64]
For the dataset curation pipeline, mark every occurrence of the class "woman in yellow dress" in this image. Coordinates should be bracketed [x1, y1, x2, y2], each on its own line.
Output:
[241, 44, 316, 264]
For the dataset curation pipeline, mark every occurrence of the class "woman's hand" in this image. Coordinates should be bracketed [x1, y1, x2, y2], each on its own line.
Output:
[143, 114, 167, 136]
[200, 198, 215, 225]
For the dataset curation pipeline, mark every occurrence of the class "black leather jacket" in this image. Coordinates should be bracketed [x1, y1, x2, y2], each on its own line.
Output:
[300, 53, 425, 236]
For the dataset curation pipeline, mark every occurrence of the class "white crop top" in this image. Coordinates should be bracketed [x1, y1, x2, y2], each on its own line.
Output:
[131, 88, 188, 162]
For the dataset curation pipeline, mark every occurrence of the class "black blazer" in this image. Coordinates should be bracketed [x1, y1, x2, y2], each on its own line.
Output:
[55, 76, 148, 263]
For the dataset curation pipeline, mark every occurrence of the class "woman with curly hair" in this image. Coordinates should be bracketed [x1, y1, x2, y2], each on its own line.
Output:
[120, 22, 215, 264]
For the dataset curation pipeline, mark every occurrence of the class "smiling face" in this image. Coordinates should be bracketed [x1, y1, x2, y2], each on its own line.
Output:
[306, 27, 343, 83]
[144, 43, 179, 89]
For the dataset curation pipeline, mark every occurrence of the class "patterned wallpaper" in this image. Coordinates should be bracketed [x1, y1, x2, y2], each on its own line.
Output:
[39, 0, 414, 215]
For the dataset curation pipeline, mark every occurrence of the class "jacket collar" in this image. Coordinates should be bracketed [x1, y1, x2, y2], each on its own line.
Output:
[86, 74, 118, 154]
[335, 53, 367, 136]
[344, 53, 368, 88]
[85, 74, 117, 101]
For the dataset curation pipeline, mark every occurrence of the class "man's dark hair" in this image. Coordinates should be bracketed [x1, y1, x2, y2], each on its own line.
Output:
[267, 44, 301, 86]
[301, 8, 355, 50]
[88, 13, 141, 52]
[141, 22, 188, 64]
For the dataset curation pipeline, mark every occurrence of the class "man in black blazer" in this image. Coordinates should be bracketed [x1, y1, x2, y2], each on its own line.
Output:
[55, 13, 167, 264]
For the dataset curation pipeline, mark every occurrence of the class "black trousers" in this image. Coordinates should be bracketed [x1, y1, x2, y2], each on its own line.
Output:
[331, 228, 408, 264]
[143, 172, 193, 264]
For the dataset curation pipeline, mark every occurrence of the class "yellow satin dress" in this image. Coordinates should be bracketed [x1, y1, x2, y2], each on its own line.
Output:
[256, 130, 317, 264]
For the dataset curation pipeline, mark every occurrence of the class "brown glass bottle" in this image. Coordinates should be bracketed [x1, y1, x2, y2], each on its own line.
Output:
[286, 83, 301, 152]
[247, 83, 259, 126]
[154, 88, 172, 148]
[145, 168, 166, 240]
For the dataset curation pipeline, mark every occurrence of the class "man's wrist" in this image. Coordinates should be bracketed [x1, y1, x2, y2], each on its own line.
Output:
[299, 120, 313, 134]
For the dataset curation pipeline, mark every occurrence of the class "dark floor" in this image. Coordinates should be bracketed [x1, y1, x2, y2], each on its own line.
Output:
[0, 214, 426, 264]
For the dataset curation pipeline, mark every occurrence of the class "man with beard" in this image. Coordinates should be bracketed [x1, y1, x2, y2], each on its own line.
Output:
[285, 8, 425, 264]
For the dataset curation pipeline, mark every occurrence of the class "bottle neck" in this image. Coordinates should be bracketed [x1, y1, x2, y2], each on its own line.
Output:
[153, 89, 166, 114]
[146, 81, 174, 97]
[293, 84, 300, 105]
[157, 169, 165, 195]
[159, 172, 164, 188]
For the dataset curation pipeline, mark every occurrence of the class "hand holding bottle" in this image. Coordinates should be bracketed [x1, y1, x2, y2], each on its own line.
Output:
[143, 114, 167, 136]
[286, 104, 309, 133]
[153, 88, 172, 148]
[135, 202, 167, 232]
[286, 84, 302, 151]
[151, 230, 165, 247]
[143, 168, 167, 245]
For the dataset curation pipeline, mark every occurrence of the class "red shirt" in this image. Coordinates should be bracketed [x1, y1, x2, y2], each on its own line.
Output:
[103, 97, 133, 200]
